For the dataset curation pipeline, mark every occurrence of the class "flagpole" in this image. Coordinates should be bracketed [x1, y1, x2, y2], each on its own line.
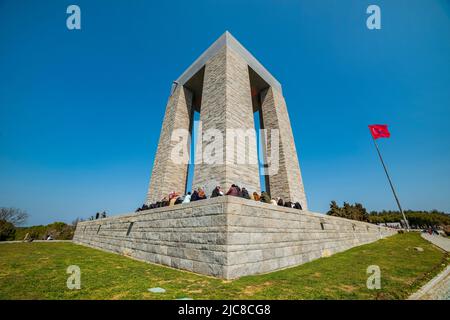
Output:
[372, 137, 410, 230]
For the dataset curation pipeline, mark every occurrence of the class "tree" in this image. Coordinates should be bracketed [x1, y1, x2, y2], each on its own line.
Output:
[327, 201, 370, 222]
[367, 209, 450, 228]
[327, 201, 343, 217]
[342, 202, 353, 219]
[0, 220, 16, 241]
[354, 203, 369, 222]
[0, 207, 29, 226]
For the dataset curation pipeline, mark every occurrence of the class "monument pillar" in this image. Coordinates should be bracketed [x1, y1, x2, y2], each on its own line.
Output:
[192, 45, 260, 196]
[146, 85, 193, 204]
[260, 87, 308, 209]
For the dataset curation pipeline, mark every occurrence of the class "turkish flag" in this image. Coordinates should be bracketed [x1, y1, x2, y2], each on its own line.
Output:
[368, 124, 390, 139]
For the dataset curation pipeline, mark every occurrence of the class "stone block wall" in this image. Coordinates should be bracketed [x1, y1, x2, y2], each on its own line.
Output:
[224, 197, 394, 278]
[73, 196, 396, 279]
[75, 198, 229, 278]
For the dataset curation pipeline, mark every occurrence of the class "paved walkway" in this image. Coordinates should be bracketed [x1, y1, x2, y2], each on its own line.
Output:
[408, 233, 450, 300]
[421, 233, 450, 252]
[409, 265, 450, 300]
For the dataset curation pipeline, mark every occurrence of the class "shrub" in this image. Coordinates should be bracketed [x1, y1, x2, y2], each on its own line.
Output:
[0, 219, 16, 241]
[14, 222, 75, 240]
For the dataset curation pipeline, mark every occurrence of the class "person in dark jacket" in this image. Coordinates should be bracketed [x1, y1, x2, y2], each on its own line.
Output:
[284, 201, 293, 208]
[161, 197, 170, 207]
[174, 196, 183, 205]
[236, 185, 243, 197]
[260, 191, 271, 203]
[277, 198, 284, 206]
[191, 190, 200, 201]
[241, 187, 251, 199]
[211, 186, 223, 198]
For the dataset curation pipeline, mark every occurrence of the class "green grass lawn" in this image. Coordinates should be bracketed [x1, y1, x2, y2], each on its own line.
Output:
[0, 232, 448, 300]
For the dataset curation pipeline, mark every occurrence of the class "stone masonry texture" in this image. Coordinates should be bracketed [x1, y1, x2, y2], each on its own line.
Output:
[260, 87, 308, 209]
[146, 85, 193, 204]
[192, 45, 260, 197]
[74, 197, 396, 279]
[146, 32, 306, 205]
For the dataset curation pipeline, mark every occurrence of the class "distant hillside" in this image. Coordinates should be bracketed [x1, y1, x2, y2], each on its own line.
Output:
[14, 222, 75, 241]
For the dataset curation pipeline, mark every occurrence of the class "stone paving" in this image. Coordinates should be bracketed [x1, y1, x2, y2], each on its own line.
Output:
[408, 233, 450, 300]
[421, 233, 450, 252]
[409, 266, 450, 300]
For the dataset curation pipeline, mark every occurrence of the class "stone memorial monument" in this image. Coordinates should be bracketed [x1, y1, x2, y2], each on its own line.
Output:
[74, 32, 395, 279]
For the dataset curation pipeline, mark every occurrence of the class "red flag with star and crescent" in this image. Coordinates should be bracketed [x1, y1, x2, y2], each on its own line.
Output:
[368, 124, 390, 139]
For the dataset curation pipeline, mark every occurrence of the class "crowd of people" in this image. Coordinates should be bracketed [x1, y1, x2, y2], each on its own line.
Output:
[135, 184, 303, 212]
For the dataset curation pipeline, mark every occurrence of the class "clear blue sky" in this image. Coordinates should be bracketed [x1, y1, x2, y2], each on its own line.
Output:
[1, 0, 449, 226]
